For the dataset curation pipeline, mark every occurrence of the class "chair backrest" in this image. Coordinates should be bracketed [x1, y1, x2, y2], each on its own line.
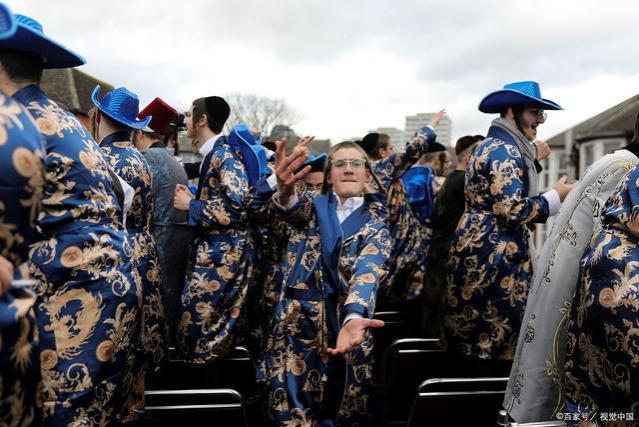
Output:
[147, 346, 257, 396]
[379, 339, 448, 424]
[387, 338, 442, 351]
[372, 312, 426, 379]
[407, 377, 508, 427]
[419, 377, 509, 393]
[373, 311, 413, 323]
[142, 389, 248, 426]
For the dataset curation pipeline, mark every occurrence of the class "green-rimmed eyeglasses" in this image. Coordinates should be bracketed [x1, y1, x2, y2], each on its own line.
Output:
[331, 158, 367, 169]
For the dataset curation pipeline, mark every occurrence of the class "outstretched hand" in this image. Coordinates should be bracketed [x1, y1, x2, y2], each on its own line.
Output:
[429, 109, 447, 128]
[274, 136, 314, 204]
[327, 318, 385, 356]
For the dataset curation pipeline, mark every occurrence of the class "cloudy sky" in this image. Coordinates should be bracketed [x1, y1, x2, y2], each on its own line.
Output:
[17, 0, 639, 144]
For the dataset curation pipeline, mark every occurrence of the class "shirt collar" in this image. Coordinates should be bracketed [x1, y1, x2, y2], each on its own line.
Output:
[198, 134, 222, 158]
[334, 192, 364, 224]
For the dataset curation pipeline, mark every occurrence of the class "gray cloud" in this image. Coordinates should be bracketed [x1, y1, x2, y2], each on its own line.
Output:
[16, 0, 639, 141]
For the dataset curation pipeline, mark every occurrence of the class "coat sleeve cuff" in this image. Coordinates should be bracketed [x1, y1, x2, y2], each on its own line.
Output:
[272, 192, 299, 211]
[542, 189, 561, 216]
[342, 311, 364, 325]
[341, 303, 369, 320]
[187, 199, 206, 227]
[255, 174, 276, 195]
[266, 174, 278, 191]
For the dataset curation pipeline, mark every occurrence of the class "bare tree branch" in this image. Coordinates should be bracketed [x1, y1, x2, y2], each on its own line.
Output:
[224, 92, 300, 135]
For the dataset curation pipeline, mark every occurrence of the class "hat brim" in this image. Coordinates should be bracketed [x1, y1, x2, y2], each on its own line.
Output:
[478, 89, 563, 114]
[91, 86, 152, 130]
[0, 5, 16, 40]
[306, 153, 327, 172]
[0, 21, 85, 68]
[227, 136, 263, 186]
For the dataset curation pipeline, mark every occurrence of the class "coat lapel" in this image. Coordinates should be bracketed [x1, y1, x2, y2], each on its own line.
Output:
[313, 193, 343, 340]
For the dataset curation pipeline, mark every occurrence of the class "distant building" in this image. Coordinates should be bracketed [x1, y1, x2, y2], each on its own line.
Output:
[368, 127, 407, 152]
[405, 113, 452, 147]
[534, 94, 639, 247]
[41, 68, 114, 130]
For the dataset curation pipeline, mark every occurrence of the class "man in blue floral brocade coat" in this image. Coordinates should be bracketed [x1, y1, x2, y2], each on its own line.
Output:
[93, 85, 167, 418]
[444, 81, 575, 360]
[174, 97, 270, 364]
[563, 163, 639, 416]
[0, 6, 45, 425]
[258, 139, 392, 426]
[358, 115, 440, 305]
[0, 13, 141, 425]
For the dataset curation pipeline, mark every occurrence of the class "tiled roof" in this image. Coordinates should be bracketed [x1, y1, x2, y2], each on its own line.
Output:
[548, 95, 639, 146]
[41, 68, 114, 114]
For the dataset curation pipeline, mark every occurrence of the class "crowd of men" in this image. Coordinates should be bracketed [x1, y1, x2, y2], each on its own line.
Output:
[1, 4, 638, 427]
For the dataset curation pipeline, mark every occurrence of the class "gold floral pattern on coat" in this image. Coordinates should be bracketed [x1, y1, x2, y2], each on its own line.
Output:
[565, 166, 639, 413]
[444, 135, 549, 360]
[0, 92, 46, 427]
[15, 85, 140, 425]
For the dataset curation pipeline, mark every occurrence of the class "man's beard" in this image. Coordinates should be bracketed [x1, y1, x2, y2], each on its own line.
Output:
[514, 113, 534, 141]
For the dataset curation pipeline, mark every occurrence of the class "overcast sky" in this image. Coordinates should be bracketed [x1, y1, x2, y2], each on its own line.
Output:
[17, 0, 639, 144]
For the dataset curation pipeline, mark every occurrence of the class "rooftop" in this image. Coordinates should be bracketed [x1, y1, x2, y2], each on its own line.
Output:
[41, 68, 114, 115]
[548, 94, 639, 147]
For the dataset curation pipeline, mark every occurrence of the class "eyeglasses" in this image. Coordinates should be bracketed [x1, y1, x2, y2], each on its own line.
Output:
[331, 158, 367, 169]
[527, 109, 547, 122]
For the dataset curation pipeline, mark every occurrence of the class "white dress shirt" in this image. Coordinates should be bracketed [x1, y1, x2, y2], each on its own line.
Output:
[271, 186, 364, 225]
[118, 176, 135, 223]
[335, 194, 364, 224]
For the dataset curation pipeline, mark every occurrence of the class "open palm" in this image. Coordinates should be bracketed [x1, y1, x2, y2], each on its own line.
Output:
[327, 318, 385, 356]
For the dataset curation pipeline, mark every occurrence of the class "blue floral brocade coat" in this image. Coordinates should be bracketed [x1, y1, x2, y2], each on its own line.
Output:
[99, 132, 166, 418]
[444, 130, 549, 360]
[564, 165, 639, 412]
[16, 85, 140, 425]
[177, 138, 262, 363]
[372, 129, 434, 303]
[0, 93, 45, 427]
[263, 191, 391, 426]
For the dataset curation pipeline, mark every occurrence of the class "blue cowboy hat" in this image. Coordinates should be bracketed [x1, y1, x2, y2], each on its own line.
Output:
[0, 14, 85, 68]
[0, 4, 16, 40]
[227, 124, 269, 186]
[92, 85, 151, 130]
[305, 153, 327, 173]
[478, 81, 562, 114]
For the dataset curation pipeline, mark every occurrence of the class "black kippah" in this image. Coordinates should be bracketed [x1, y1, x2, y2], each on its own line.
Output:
[358, 133, 380, 156]
[204, 96, 230, 131]
[426, 141, 447, 153]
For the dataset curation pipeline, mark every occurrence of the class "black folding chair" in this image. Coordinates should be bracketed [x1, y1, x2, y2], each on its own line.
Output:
[407, 377, 508, 426]
[378, 338, 446, 426]
[142, 389, 249, 426]
[372, 311, 421, 377]
[147, 346, 258, 397]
